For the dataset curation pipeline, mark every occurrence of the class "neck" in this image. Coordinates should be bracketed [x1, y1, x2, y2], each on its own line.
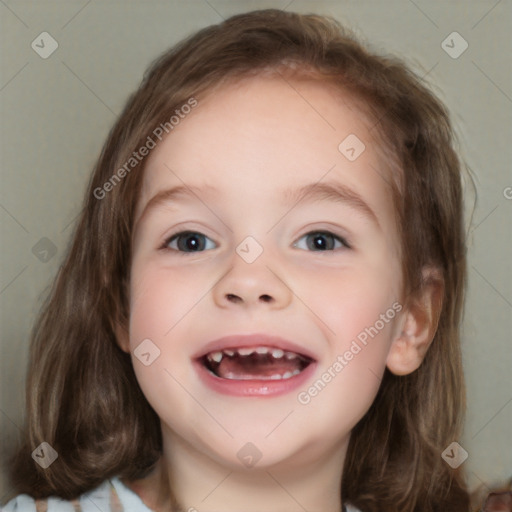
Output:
[125, 427, 349, 512]
[137, 429, 348, 512]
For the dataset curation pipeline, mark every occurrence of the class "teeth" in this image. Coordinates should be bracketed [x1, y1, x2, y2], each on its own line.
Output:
[209, 351, 223, 363]
[219, 368, 302, 381]
[237, 347, 255, 356]
[268, 370, 299, 380]
[207, 346, 305, 361]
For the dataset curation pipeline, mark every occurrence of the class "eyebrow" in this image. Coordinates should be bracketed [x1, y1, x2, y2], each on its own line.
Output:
[282, 181, 379, 227]
[136, 184, 219, 225]
[137, 180, 379, 227]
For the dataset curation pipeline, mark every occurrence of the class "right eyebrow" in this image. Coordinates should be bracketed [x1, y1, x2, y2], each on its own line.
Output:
[136, 184, 219, 225]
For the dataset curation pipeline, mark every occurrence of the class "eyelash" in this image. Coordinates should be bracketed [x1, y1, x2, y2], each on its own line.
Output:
[161, 230, 351, 254]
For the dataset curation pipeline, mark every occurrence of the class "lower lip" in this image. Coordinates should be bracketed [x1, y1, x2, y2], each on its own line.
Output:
[194, 360, 317, 397]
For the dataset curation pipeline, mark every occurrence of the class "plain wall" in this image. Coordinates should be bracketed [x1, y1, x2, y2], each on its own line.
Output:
[1, 0, 511, 501]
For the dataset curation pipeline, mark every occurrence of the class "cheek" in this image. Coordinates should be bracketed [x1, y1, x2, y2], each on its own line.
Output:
[300, 262, 401, 343]
[296, 289, 400, 441]
[295, 262, 401, 405]
[126, 264, 193, 395]
[128, 261, 204, 345]
[126, 260, 221, 396]
[128, 273, 168, 344]
[126, 263, 206, 425]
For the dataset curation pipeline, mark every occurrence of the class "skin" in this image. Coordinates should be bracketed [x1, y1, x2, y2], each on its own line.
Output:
[116, 75, 441, 512]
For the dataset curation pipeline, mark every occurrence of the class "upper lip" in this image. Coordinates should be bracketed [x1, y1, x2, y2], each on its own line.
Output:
[194, 334, 317, 361]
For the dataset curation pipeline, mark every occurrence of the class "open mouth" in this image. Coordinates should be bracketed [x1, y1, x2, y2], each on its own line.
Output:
[199, 346, 314, 381]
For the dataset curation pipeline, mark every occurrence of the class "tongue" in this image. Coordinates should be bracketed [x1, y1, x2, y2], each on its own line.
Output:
[215, 353, 302, 380]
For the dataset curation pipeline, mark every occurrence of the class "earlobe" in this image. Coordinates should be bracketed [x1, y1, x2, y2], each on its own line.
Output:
[114, 318, 131, 354]
[386, 267, 444, 376]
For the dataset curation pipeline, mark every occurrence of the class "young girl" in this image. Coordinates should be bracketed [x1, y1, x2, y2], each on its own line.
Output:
[4, 9, 471, 512]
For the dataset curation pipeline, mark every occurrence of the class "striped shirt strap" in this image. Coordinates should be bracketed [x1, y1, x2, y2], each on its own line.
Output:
[34, 500, 48, 512]
[33, 498, 81, 511]
[110, 481, 124, 511]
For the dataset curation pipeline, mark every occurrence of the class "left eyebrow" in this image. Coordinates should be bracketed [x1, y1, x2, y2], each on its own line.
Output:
[282, 181, 380, 227]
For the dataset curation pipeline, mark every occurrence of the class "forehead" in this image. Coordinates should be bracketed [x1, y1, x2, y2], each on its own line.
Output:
[136, 75, 398, 236]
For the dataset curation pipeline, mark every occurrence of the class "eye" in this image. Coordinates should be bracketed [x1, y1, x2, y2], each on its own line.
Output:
[294, 230, 350, 251]
[163, 231, 216, 253]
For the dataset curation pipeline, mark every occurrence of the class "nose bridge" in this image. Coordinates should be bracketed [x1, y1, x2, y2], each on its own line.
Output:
[212, 235, 292, 309]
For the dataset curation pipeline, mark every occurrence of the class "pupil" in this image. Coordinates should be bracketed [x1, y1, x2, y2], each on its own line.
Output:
[181, 233, 203, 251]
[310, 233, 331, 250]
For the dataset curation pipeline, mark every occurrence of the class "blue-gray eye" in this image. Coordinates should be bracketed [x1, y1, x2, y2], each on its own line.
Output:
[294, 231, 349, 251]
[165, 231, 216, 252]
[163, 230, 349, 253]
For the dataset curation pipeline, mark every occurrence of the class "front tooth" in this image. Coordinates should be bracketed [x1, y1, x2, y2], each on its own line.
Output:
[291, 369, 301, 376]
[271, 349, 284, 358]
[255, 347, 269, 354]
[282, 371, 293, 379]
[237, 347, 255, 356]
[270, 374, 283, 380]
[223, 349, 235, 356]
[285, 351, 298, 359]
[210, 351, 223, 363]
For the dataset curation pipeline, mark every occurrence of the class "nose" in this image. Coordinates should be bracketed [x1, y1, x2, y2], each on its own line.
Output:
[212, 249, 293, 310]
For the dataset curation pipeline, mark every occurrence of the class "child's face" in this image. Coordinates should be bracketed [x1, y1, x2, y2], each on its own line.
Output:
[125, 75, 405, 472]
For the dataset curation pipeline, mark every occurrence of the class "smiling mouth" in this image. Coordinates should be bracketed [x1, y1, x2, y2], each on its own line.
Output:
[199, 346, 314, 381]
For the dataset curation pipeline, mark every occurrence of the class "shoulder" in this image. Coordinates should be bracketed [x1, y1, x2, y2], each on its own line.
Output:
[3, 486, 361, 511]
[2, 478, 125, 512]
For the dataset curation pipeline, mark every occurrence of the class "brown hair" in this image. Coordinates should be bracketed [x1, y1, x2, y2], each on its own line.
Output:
[9, 9, 470, 511]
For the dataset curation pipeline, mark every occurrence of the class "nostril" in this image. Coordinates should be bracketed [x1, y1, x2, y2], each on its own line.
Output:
[225, 294, 273, 303]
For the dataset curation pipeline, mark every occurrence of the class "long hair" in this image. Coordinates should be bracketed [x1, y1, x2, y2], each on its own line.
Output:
[9, 9, 469, 511]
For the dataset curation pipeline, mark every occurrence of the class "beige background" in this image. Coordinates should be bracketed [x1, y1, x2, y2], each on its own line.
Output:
[1, 0, 511, 501]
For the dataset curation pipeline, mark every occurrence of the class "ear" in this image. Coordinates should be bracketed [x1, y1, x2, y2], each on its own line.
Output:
[386, 266, 444, 376]
[114, 317, 131, 354]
